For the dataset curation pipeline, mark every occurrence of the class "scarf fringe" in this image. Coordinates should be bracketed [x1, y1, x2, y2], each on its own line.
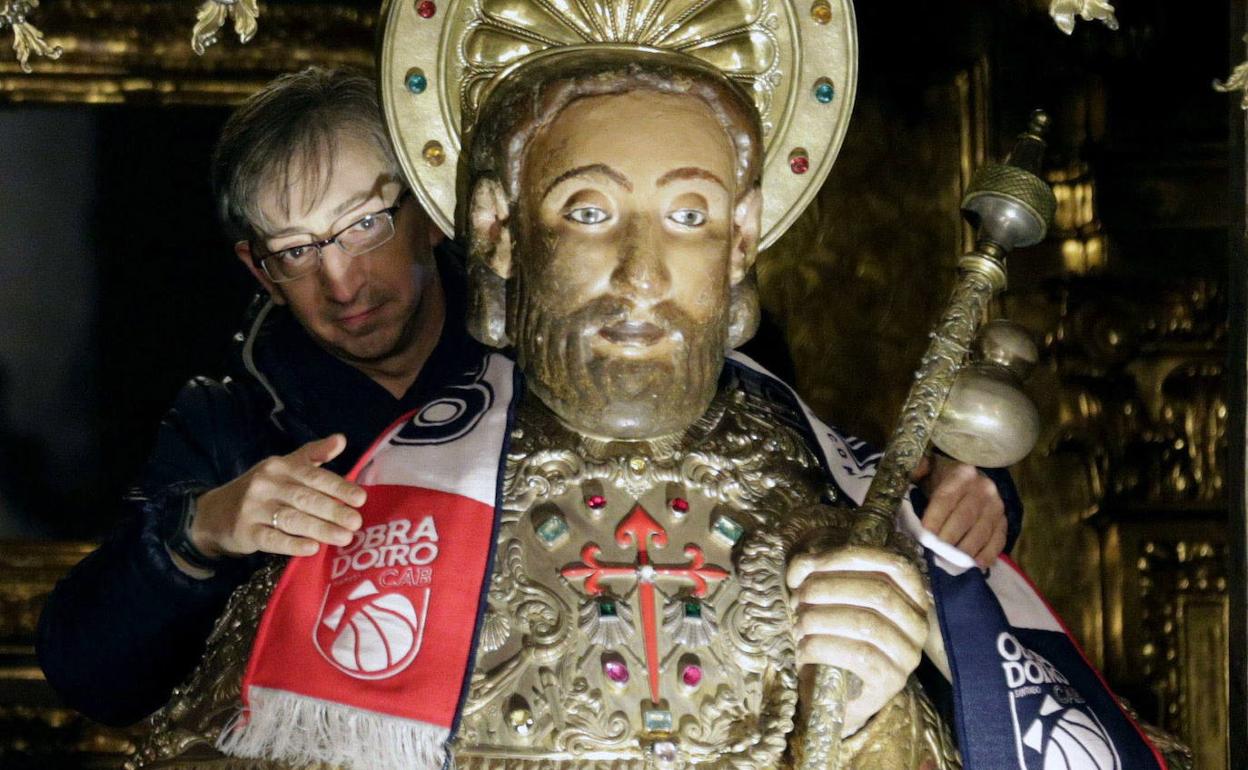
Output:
[216, 686, 449, 770]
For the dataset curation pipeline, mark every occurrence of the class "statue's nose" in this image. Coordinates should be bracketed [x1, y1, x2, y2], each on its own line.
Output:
[610, 216, 671, 299]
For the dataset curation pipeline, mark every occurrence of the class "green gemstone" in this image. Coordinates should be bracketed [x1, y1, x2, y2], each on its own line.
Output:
[683, 600, 702, 618]
[599, 599, 617, 617]
[712, 514, 745, 545]
[814, 81, 835, 104]
[643, 707, 673, 732]
[405, 72, 428, 94]
[535, 514, 568, 546]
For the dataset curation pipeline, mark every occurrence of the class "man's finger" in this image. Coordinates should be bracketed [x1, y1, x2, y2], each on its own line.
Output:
[272, 506, 355, 547]
[293, 434, 348, 467]
[954, 507, 998, 559]
[935, 495, 977, 545]
[290, 463, 367, 510]
[921, 476, 970, 535]
[280, 483, 364, 530]
[976, 516, 1008, 567]
[910, 455, 932, 482]
[255, 524, 319, 557]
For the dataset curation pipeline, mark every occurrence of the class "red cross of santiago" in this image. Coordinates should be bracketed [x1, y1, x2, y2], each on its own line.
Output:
[560, 503, 729, 703]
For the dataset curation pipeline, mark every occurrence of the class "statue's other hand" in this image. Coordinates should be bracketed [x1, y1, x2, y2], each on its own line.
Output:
[786, 545, 931, 736]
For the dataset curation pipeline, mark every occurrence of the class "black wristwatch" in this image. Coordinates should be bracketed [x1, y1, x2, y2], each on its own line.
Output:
[165, 492, 227, 572]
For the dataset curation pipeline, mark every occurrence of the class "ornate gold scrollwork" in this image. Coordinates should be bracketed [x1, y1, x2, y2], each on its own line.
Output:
[0, 0, 61, 72]
[190, 0, 258, 55]
[1048, 0, 1119, 35]
[1215, 46, 1248, 109]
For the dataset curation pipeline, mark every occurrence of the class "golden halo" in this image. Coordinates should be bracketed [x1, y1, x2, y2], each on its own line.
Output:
[380, 0, 857, 249]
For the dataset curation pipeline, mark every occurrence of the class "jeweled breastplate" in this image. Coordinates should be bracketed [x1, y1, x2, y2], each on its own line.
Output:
[452, 385, 829, 769]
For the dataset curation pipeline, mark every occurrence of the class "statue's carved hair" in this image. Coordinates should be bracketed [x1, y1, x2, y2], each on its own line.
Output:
[465, 50, 763, 207]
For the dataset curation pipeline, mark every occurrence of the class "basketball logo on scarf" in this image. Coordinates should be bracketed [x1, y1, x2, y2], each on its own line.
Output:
[998, 631, 1121, 770]
[313, 515, 441, 679]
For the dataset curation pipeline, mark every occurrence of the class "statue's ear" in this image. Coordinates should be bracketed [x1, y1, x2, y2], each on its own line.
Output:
[729, 186, 762, 286]
[467, 177, 514, 348]
[726, 187, 762, 349]
[468, 177, 513, 279]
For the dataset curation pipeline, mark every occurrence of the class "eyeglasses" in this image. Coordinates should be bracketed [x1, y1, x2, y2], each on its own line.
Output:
[252, 189, 412, 283]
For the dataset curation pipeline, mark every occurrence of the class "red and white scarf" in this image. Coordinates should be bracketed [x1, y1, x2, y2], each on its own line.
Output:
[217, 352, 515, 770]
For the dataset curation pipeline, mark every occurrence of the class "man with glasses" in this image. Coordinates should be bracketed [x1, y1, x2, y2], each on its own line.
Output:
[37, 67, 482, 726]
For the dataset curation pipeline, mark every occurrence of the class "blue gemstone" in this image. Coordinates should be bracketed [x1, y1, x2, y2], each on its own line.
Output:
[711, 513, 745, 545]
[814, 82, 835, 104]
[535, 514, 568, 547]
[406, 73, 428, 94]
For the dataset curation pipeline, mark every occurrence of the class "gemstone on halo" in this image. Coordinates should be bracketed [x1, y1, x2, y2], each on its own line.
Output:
[405, 71, 427, 94]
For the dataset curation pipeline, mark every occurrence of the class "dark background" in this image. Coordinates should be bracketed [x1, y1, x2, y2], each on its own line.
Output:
[0, 106, 252, 540]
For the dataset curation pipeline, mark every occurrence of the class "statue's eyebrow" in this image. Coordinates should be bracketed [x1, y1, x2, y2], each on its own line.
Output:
[542, 163, 632, 200]
[657, 167, 727, 190]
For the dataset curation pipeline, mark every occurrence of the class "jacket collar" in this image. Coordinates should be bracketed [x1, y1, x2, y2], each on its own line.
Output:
[228, 239, 479, 445]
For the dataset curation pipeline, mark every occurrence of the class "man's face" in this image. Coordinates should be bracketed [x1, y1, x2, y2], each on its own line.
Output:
[243, 137, 438, 369]
[512, 91, 739, 439]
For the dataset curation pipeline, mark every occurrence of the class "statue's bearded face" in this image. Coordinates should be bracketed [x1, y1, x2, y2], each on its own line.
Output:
[511, 90, 740, 439]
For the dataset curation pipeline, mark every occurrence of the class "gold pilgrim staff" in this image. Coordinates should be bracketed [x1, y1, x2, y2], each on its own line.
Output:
[796, 111, 1058, 770]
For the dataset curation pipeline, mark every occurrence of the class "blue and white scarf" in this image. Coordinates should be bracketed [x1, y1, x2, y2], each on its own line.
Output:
[727, 351, 1169, 770]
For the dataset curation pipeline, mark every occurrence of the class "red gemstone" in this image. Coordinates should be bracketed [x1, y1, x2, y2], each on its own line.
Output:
[416, 0, 436, 17]
[789, 155, 810, 174]
[670, 497, 690, 513]
[586, 495, 607, 509]
[604, 659, 630, 683]
[681, 664, 703, 687]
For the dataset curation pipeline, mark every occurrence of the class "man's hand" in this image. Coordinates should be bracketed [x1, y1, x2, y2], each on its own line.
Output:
[786, 545, 930, 737]
[913, 454, 1007, 568]
[190, 434, 366, 560]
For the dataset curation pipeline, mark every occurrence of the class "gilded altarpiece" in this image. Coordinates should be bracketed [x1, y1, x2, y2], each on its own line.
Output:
[0, 2, 1236, 768]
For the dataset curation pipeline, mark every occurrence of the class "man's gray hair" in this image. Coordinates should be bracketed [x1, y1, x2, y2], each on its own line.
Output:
[212, 66, 401, 242]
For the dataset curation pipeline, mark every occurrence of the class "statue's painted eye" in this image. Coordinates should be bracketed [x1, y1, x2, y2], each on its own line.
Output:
[566, 206, 610, 225]
[669, 209, 707, 227]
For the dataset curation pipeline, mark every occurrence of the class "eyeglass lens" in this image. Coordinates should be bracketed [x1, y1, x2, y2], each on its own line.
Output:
[263, 211, 396, 282]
